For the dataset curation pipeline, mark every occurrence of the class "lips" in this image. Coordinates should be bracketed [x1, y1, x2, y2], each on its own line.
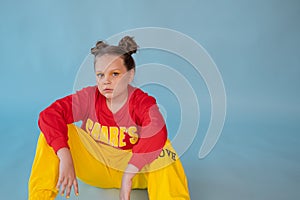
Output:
[103, 88, 113, 93]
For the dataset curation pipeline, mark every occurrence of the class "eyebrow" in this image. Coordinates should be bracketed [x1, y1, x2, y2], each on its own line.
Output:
[95, 67, 123, 73]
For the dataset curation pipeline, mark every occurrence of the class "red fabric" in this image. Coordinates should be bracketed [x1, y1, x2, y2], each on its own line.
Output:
[38, 85, 167, 169]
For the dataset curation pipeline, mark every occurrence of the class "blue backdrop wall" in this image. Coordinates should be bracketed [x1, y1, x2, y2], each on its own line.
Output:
[0, 0, 299, 199]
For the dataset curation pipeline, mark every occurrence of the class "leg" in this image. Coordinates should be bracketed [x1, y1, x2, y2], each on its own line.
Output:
[73, 127, 190, 199]
[28, 134, 59, 200]
[28, 125, 119, 199]
[146, 141, 190, 200]
[68, 124, 148, 189]
[28, 124, 148, 199]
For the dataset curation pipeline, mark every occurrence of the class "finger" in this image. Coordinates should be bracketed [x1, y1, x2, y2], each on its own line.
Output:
[60, 179, 68, 196]
[65, 179, 73, 198]
[73, 179, 79, 196]
[56, 177, 63, 190]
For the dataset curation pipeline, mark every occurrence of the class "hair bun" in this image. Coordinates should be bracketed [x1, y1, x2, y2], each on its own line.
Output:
[91, 41, 108, 55]
[118, 36, 138, 55]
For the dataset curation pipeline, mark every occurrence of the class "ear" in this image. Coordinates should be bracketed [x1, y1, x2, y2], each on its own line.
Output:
[128, 69, 135, 83]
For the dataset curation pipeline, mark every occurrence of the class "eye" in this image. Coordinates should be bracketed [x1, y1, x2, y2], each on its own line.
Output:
[96, 73, 104, 78]
[112, 72, 120, 77]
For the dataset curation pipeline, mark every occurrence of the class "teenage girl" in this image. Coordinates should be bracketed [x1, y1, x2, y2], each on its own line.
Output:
[29, 36, 190, 200]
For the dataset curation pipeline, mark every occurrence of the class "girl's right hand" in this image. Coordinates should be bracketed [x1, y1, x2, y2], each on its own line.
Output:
[56, 147, 79, 198]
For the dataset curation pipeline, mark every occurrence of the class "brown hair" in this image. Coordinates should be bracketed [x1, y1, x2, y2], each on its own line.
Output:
[91, 36, 139, 71]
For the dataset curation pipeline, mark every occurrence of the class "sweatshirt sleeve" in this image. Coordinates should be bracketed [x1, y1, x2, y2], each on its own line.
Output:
[38, 86, 96, 153]
[128, 93, 167, 170]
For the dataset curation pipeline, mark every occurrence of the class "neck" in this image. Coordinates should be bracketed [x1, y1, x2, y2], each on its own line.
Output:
[106, 92, 128, 114]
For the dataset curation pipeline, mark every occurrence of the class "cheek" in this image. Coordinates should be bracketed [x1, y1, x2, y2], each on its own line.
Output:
[121, 74, 132, 83]
[96, 77, 101, 85]
[96, 78, 105, 90]
[113, 77, 130, 90]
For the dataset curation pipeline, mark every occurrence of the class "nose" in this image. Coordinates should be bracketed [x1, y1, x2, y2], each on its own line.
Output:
[102, 74, 112, 85]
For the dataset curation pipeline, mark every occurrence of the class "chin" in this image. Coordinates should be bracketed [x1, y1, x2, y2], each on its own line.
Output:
[104, 94, 113, 99]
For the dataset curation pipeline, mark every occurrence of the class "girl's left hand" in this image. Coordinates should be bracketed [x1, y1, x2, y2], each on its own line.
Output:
[119, 164, 139, 200]
[120, 174, 132, 200]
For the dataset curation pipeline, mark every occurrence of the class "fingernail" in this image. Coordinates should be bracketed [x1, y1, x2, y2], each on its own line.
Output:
[76, 192, 79, 196]
[61, 193, 64, 196]
[66, 195, 70, 199]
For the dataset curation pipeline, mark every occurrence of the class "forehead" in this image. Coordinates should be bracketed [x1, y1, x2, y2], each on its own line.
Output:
[94, 54, 125, 72]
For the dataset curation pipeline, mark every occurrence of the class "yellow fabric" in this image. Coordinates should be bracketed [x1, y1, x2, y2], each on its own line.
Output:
[28, 124, 190, 200]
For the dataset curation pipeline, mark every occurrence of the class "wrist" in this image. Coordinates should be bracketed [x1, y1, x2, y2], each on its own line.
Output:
[57, 147, 71, 160]
[122, 172, 134, 181]
[122, 164, 139, 181]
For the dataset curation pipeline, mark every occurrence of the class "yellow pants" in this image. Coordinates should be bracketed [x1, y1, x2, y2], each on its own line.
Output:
[28, 124, 190, 200]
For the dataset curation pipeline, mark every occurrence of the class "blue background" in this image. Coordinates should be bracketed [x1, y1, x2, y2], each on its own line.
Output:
[0, 0, 299, 199]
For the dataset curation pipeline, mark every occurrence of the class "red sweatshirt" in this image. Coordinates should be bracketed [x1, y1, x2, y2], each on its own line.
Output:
[38, 85, 167, 170]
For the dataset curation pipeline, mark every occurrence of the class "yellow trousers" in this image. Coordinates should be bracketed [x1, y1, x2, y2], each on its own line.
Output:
[28, 124, 190, 200]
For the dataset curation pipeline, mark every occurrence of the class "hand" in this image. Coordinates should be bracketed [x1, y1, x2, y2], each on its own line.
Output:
[119, 164, 139, 200]
[56, 148, 79, 198]
[120, 173, 132, 200]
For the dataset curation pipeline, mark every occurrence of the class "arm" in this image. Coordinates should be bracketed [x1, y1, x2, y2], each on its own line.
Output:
[38, 86, 96, 197]
[119, 93, 167, 199]
[128, 95, 167, 170]
[38, 86, 95, 152]
[119, 164, 139, 200]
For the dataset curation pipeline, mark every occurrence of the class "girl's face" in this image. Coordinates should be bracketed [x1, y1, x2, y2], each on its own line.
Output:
[94, 54, 134, 102]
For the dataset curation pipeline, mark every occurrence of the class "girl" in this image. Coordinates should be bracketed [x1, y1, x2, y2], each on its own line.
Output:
[29, 36, 190, 200]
